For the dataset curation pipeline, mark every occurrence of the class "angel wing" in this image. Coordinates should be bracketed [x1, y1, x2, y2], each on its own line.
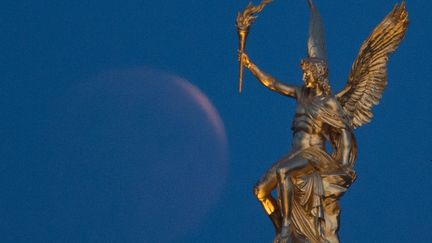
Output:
[336, 1, 408, 128]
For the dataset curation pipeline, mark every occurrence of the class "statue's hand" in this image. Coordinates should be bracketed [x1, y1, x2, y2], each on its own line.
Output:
[238, 51, 251, 69]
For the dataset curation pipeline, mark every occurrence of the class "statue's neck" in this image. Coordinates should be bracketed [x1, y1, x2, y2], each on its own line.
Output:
[305, 86, 324, 97]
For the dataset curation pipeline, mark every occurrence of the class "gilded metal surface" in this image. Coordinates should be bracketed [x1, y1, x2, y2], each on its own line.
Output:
[236, 0, 272, 93]
[236, 1, 408, 242]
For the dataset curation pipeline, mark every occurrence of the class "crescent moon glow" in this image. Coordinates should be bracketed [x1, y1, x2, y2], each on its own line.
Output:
[174, 78, 228, 148]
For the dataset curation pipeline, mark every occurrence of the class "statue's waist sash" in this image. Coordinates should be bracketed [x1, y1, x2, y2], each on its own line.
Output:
[293, 147, 356, 197]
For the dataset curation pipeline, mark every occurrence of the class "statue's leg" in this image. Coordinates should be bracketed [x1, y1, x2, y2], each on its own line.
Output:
[276, 169, 294, 243]
[253, 160, 284, 233]
[276, 156, 314, 242]
[276, 169, 292, 227]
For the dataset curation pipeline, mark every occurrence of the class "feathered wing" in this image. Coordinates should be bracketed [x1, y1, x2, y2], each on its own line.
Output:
[336, 1, 408, 128]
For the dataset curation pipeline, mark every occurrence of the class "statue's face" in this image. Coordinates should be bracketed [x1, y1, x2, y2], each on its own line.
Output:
[301, 60, 318, 89]
[302, 70, 317, 89]
[301, 58, 327, 90]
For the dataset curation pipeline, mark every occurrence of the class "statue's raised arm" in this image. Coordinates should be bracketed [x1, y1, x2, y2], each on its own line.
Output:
[236, 0, 299, 98]
[239, 52, 300, 98]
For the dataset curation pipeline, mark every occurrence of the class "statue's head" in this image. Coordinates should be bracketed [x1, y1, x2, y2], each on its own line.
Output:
[300, 58, 331, 94]
[303, 0, 331, 95]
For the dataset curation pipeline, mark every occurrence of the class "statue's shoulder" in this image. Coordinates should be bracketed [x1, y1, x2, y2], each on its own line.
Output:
[323, 96, 343, 111]
[296, 85, 307, 99]
[321, 96, 348, 122]
[320, 95, 351, 129]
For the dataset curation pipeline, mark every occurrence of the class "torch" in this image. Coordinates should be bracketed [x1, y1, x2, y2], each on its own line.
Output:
[236, 0, 273, 93]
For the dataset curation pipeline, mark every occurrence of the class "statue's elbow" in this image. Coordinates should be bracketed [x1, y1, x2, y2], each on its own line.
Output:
[262, 78, 276, 90]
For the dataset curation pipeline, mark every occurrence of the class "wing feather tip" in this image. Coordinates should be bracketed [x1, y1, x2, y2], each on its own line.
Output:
[338, 2, 408, 129]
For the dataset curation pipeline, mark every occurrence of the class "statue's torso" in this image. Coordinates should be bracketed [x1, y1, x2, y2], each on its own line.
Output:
[291, 90, 327, 152]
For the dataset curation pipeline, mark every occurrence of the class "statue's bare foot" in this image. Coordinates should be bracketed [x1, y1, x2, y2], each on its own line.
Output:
[277, 225, 293, 243]
[273, 233, 280, 243]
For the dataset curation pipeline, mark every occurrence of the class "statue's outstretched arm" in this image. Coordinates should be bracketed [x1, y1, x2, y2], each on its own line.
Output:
[239, 52, 299, 98]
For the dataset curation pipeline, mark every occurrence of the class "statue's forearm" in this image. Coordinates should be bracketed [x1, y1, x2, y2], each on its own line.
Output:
[245, 60, 297, 98]
[340, 129, 352, 166]
[246, 61, 277, 90]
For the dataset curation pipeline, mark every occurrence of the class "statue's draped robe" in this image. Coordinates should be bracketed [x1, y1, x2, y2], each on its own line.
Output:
[289, 94, 357, 243]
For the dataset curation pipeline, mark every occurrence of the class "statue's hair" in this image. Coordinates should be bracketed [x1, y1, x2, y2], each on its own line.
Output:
[301, 58, 331, 95]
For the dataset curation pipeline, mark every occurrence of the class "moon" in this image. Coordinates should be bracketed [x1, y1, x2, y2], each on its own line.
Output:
[1, 67, 228, 242]
[175, 78, 227, 144]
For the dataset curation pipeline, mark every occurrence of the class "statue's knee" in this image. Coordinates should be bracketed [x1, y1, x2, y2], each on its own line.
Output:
[253, 183, 267, 200]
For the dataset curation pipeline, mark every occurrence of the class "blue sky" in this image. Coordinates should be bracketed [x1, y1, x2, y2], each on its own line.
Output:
[2, 0, 432, 242]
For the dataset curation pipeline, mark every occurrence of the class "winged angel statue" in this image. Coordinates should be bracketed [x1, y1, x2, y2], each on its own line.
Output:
[236, 0, 408, 242]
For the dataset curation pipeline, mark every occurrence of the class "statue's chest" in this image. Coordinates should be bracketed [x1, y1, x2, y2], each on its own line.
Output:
[296, 96, 325, 118]
[295, 104, 308, 117]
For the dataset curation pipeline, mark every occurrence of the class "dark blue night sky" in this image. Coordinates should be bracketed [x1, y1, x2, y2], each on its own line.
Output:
[2, 1, 432, 242]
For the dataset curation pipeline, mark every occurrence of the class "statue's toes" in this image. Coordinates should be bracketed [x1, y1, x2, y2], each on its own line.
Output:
[273, 234, 281, 243]
[279, 232, 293, 243]
[280, 237, 293, 243]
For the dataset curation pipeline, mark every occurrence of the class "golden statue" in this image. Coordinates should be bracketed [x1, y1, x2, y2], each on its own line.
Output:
[236, 1, 408, 242]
